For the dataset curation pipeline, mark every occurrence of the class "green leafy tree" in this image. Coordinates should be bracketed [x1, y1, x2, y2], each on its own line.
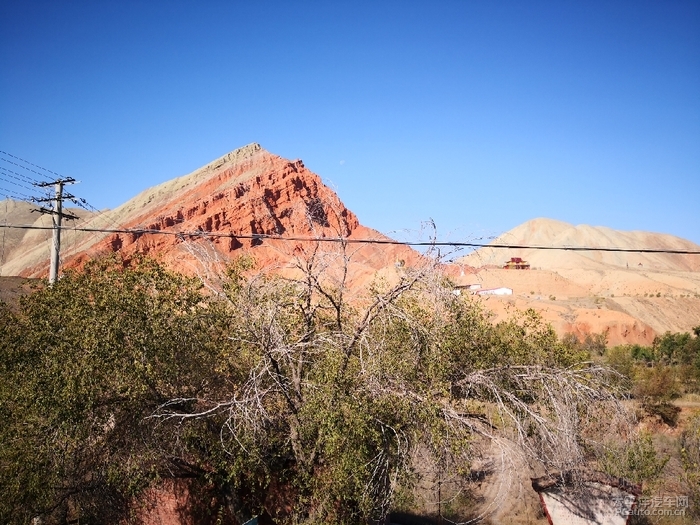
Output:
[0, 257, 230, 524]
[562, 332, 608, 357]
[630, 343, 655, 363]
[604, 345, 635, 384]
[654, 331, 692, 365]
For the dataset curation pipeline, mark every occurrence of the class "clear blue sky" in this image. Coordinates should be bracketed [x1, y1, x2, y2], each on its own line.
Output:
[1, 1, 699, 244]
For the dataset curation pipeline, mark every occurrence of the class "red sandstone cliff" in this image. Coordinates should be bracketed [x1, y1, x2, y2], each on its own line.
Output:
[2, 144, 420, 286]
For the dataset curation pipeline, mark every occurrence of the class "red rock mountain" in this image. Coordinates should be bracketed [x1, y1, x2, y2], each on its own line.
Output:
[3, 145, 698, 347]
[1, 144, 419, 287]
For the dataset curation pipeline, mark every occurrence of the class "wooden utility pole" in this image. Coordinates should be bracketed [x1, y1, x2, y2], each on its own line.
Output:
[33, 178, 78, 284]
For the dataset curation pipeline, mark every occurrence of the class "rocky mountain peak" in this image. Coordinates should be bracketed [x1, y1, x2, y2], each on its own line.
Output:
[0, 145, 416, 286]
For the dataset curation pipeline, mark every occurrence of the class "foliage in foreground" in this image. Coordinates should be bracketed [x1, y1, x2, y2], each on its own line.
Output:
[1, 251, 631, 524]
[598, 433, 668, 491]
[680, 415, 700, 519]
[0, 258, 230, 523]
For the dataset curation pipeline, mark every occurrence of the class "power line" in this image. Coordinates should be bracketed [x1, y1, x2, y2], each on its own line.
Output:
[0, 165, 47, 186]
[0, 150, 63, 179]
[0, 152, 131, 280]
[0, 174, 39, 193]
[0, 223, 698, 254]
[0, 154, 121, 263]
[0, 187, 38, 201]
[0, 164, 54, 203]
[0, 150, 83, 283]
[67, 195, 100, 214]
[0, 156, 49, 182]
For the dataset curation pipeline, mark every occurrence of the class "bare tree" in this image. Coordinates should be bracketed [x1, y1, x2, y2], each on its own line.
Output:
[152, 212, 632, 524]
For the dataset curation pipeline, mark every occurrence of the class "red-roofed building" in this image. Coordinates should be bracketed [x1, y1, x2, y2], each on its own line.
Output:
[504, 257, 530, 269]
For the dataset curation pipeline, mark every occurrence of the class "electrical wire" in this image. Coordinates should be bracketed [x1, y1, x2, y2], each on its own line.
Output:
[0, 174, 40, 194]
[0, 153, 104, 243]
[0, 150, 62, 179]
[0, 165, 48, 187]
[0, 156, 51, 182]
[0, 223, 698, 254]
[0, 188, 38, 201]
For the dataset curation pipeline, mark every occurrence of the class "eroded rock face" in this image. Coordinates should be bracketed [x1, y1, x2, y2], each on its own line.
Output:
[8, 144, 417, 282]
[79, 145, 356, 271]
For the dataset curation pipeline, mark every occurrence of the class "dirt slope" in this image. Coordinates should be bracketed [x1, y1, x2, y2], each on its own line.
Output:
[462, 217, 700, 272]
[456, 219, 700, 345]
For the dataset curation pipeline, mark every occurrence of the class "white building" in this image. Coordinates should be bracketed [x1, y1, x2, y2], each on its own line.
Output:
[476, 287, 513, 296]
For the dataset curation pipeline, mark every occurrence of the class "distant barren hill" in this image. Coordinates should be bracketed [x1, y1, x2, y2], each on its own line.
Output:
[460, 217, 700, 272]
[0, 143, 418, 287]
[455, 218, 700, 345]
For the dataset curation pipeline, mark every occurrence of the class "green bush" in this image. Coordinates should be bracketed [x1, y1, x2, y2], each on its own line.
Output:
[633, 365, 681, 402]
[680, 415, 700, 518]
[604, 345, 634, 383]
[599, 433, 668, 491]
[654, 331, 692, 365]
[0, 257, 231, 524]
[562, 332, 608, 358]
[630, 343, 655, 363]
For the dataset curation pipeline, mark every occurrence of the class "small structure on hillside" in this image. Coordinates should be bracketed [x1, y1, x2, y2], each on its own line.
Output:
[476, 287, 513, 296]
[531, 470, 641, 525]
[504, 257, 530, 269]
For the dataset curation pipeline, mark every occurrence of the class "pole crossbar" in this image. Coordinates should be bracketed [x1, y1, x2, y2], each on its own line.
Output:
[33, 177, 76, 188]
[31, 207, 80, 220]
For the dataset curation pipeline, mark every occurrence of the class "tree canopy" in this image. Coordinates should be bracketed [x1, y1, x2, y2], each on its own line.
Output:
[1, 249, 631, 524]
[0, 257, 229, 523]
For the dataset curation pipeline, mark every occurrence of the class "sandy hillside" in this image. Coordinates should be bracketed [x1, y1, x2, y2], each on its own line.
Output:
[0, 200, 93, 273]
[461, 217, 700, 272]
[455, 218, 700, 345]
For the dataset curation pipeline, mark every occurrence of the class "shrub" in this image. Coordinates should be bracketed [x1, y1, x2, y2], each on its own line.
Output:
[654, 331, 692, 365]
[604, 345, 634, 383]
[0, 257, 229, 524]
[680, 415, 700, 518]
[633, 365, 681, 402]
[630, 343, 655, 363]
[599, 433, 668, 491]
